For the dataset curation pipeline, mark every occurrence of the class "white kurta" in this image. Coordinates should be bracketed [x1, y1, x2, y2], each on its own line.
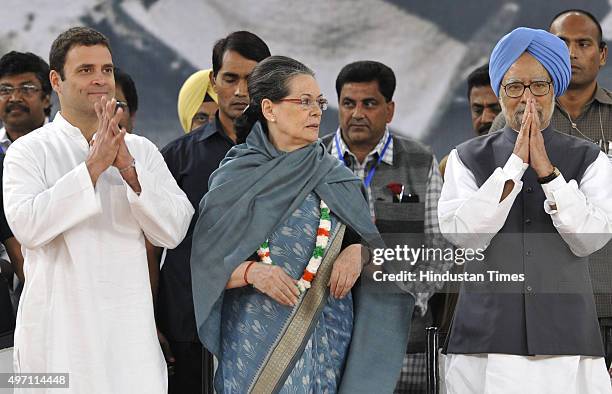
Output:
[439, 150, 612, 394]
[3, 113, 194, 394]
[439, 150, 612, 253]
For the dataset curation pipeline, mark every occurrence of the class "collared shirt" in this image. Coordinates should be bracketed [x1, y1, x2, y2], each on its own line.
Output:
[332, 127, 394, 218]
[555, 85, 612, 145]
[3, 112, 193, 393]
[331, 128, 446, 313]
[490, 85, 612, 146]
[331, 127, 443, 237]
[159, 114, 235, 342]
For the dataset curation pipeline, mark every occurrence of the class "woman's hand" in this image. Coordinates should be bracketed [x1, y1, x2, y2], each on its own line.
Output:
[329, 244, 364, 299]
[248, 263, 300, 306]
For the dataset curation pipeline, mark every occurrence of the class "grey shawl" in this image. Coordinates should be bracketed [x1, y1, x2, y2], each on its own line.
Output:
[190, 123, 414, 393]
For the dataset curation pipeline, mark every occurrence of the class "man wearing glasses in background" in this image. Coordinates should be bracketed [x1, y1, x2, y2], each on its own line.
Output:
[113, 67, 138, 134]
[0, 51, 51, 325]
[0, 51, 51, 152]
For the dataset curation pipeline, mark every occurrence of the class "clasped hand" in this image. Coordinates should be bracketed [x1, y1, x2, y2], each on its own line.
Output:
[249, 244, 363, 306]
[86, 97, 134, 184]
[512, 98, 554, 177]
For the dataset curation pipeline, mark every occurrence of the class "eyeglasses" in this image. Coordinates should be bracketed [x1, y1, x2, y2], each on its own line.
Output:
[501, 81, 551, 98]
[0, 84, 41, 99]
[279, 97, 328, 111]
[115, 100, 129, 112]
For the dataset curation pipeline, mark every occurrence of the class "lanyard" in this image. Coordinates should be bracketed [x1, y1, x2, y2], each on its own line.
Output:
[334, 133, 392, 188]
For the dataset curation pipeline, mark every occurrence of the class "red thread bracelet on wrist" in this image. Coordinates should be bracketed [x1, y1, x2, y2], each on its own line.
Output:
[244, 261, 256, 285]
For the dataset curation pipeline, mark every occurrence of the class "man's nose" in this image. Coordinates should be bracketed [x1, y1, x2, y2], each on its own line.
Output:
[92, 70, 108, 86]
[520, 86, 535, 102]
[8, 90, 24, 101]
[351, 104, 364, 119]
[567, 42, 578, 59]
[482, 106, 497, 123]
[234, 79, 247, 96]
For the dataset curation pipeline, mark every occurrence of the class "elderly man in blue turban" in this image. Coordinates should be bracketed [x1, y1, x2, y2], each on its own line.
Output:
[438, 27, 612, 393]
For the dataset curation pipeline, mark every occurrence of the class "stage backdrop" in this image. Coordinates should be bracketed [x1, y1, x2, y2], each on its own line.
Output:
[1, 0, 611, 159]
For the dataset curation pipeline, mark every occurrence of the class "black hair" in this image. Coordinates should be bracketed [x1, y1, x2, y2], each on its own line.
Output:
[0, 51, 52, 116]
[49, 26, 111, 80]
[234, 55, 314, 143]
[466, 63, 491, 100]
[114, 67, 138, 114]
[335, 60, 396, 102]
[550, 9, 606, 48]
[212, 31, 271, 77]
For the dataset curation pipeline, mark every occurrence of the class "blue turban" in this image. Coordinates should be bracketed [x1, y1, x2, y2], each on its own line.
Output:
[489, 27, 571, 97]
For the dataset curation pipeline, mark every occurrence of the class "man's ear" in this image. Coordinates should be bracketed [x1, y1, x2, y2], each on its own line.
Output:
[386, 100, 395, 124]
[210, 71, 218, 94]
[50, 70, 61, 94]
[600, 42, 608, 68]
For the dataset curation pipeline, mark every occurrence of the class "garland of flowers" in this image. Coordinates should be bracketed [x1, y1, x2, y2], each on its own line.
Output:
[257, 200, 331, 293]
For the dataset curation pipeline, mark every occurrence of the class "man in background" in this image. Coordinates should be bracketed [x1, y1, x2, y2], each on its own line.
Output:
[114, 66, 138, 133]
[0, 51, 51, 152]
[177, 69, 218, 133]
[156, 31, 271, 393]
[439, 64, 501, 177]
[467, 64, 501, 136]
[0, 51, 52, 319]
[322, 60, 449, 394]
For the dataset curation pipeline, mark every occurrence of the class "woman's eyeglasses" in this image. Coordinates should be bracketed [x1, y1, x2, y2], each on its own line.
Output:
[279, 97, 328, 111]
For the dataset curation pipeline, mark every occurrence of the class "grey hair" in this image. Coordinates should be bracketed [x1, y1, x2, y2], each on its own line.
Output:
[234, 55, 314, 143]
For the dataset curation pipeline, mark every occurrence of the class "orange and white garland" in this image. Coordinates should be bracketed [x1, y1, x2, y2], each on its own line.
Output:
[257, 200, 331, 293]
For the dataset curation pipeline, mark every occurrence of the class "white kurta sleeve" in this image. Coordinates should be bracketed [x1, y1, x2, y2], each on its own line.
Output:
[3, 143, 102, 249]
[540, 151, 612, 257]
[124, 138, 194, 249]
[438, 149, 528, 250]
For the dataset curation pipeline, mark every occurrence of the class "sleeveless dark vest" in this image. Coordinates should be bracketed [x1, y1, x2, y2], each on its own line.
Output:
[445, 126, 604, 356]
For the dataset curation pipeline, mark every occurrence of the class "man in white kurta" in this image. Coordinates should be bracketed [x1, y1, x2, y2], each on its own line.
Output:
[3, 27, 193, 393]
[439, 28, 612, 393]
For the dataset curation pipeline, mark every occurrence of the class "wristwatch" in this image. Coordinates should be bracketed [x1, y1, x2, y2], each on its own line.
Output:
[537, 166, 560, 184]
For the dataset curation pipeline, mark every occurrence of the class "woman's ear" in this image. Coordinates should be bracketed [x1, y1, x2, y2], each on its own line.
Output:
[261, 98, 276, 123]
